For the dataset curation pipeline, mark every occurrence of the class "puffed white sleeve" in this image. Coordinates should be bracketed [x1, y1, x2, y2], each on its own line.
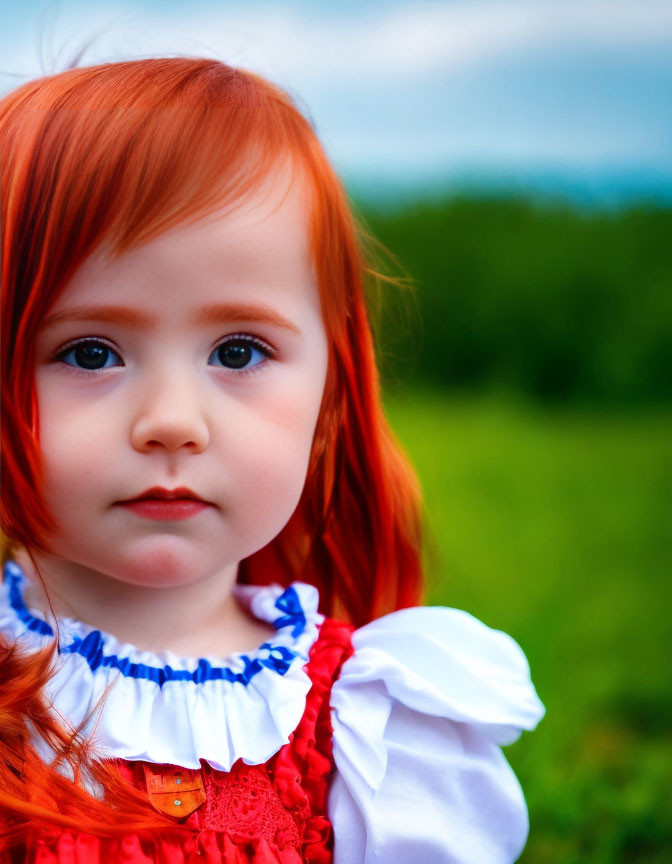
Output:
[328, 607, 546, 864]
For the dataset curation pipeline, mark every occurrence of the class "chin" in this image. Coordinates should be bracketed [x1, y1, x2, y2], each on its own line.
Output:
[111, 539, 216, 588]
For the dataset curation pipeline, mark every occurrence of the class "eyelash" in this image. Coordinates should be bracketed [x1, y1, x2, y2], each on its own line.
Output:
[54, 337, 123, 372]
[209, 333, 276, 376]
[53, 333, 277, 376]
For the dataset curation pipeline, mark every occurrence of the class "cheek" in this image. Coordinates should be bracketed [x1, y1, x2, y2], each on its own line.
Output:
[227, 376, 325, 535]
[234, 448, 309, 554]
[37, 385, 118, 506]
[239, 405, 316, 494]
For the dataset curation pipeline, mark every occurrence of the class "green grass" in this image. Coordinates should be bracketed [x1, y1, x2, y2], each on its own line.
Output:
[384, 391, 672, 864]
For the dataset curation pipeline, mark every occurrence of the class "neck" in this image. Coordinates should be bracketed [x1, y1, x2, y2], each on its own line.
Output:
[13, 548, 274, 657]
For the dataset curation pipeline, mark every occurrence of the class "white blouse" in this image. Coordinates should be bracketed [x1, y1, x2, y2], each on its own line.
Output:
[0, 560, 545, 863]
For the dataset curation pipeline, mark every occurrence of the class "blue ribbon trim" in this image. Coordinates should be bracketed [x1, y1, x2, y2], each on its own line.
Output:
[63, 632, 298, 688]
[4, 561, 54, 637]
[3, 563, 306, 688]
[273, 585, 306, 638]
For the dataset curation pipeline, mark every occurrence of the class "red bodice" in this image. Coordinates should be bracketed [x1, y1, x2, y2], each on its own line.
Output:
[9, 618, 354, 864]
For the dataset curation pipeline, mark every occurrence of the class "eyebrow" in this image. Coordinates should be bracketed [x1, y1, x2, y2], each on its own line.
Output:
[195, 303, 301, 334]
[40, 305, 155, 330]
[40, 302, 301, 335]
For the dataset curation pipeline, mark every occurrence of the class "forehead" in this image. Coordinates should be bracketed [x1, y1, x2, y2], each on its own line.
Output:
[48, 173, 317, 321]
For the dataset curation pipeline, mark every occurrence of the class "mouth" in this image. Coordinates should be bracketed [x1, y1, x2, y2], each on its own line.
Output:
[117, 487, 213, 521]
[124, 487, 208, 503]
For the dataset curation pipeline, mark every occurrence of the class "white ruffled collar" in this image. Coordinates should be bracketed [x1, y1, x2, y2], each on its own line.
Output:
[0, 560, 324, 770]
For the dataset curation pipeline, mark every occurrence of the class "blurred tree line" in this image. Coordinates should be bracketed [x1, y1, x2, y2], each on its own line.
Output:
[360, 197, 672, 405]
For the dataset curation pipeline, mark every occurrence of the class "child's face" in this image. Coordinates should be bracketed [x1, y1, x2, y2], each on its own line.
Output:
[33, 178, 328, 588]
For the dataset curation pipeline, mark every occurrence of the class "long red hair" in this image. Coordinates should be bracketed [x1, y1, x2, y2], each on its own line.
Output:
[0, 58, 423, 839]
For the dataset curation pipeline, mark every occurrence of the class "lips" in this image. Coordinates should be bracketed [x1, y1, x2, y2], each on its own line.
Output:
[118, 487, 212, 520]
[124, 486, 207, 503]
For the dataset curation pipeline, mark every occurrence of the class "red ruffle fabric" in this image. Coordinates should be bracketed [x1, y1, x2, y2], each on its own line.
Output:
[5, 618, 354, 864]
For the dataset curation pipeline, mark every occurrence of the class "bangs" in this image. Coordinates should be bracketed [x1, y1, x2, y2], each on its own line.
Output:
[1, 59, 314, 290]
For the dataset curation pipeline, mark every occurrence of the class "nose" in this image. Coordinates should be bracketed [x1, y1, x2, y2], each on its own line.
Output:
[130, 371, 210, 454]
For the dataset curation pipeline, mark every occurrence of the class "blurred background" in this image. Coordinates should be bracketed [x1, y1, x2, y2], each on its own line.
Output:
[2, 2, 671, 861]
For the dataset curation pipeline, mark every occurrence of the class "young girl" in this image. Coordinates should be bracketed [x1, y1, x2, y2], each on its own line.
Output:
[0, 58, 545, 863]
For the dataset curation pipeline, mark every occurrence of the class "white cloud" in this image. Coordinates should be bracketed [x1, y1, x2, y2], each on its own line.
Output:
[2, 0, 672, 92]
[365, 0, 672, 74]
[1, 1, 670, 184]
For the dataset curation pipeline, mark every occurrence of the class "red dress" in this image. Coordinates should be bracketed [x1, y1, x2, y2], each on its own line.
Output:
[10, 619, 354, 864]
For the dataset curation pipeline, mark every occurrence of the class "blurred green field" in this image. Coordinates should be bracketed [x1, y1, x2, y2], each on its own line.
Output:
[361, 198, 672, 406]
[385, 391, 672, 864]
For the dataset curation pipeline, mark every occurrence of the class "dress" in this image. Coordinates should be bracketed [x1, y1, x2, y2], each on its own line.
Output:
[0, 561, 546, 863]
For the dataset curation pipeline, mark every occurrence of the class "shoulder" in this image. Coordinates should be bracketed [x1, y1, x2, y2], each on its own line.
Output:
[328, 605, 545, 864]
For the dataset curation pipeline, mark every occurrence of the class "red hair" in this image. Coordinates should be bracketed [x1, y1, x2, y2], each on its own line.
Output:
[0, 58, 423, 839]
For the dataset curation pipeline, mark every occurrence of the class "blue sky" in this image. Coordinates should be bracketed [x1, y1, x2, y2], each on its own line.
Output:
[2, 0, 671, 204]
